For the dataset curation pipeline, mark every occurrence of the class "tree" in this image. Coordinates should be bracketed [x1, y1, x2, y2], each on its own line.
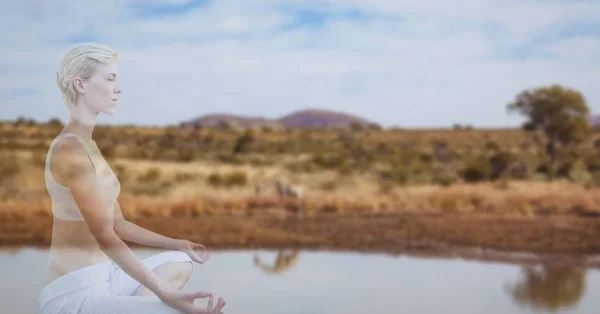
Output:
[510, 266, 586, 312]
[507, 85, 591, 177]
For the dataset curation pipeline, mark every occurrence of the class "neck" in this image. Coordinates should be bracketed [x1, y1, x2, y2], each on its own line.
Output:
[66, 103, 99, 139]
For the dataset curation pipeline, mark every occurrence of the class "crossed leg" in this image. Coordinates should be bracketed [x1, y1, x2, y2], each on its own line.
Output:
[134, 261, 193, 296]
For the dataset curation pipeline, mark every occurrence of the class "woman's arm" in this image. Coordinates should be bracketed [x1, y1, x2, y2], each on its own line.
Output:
[113, 202, 184, 250]
[57, 138, 169, 297]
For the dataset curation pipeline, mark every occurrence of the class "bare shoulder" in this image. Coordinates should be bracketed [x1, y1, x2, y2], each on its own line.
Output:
[52, 136, 95, 184]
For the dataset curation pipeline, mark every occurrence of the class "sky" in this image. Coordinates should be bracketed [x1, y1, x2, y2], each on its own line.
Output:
[1, 0, 599, 128]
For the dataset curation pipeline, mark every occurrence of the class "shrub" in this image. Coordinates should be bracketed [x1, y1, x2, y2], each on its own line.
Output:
[176, 149, 195, 162]
[215, 153, 244, 165]
[175, 172, 196, 182]
[226, 170, 248, 186]
[419, 152, 434, 164]
[138, 167, 161, 182]
[484, 140, 500, 151]
[311, 153, 346, 169]
[207, 170, 248, 188]
[129, 181, 171, 196]
[460, 158, 490, 183]
[379, 168, 409, 185]
[488, 151, 517, 180]
[207, 173, 223, 186]
[233, 131, 255, 154]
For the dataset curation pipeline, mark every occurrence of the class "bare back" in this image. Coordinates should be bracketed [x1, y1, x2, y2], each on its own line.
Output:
[44, 133, 121, 285]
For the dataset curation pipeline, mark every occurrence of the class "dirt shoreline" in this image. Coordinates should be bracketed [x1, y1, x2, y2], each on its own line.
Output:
[3, 212, 600, 268]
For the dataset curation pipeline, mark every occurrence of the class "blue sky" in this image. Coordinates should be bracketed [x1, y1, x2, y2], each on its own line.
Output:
[1, 0, 599, 128]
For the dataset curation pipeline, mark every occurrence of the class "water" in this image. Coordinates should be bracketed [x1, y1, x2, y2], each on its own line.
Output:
[2, 247, 600, 314]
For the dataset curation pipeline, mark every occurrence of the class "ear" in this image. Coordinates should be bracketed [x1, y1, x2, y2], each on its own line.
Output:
[73, 77, 86, 94]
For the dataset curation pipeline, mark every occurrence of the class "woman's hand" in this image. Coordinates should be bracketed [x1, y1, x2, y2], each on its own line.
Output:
[158, 288, 226, 314]
[177, 240, 212, 264]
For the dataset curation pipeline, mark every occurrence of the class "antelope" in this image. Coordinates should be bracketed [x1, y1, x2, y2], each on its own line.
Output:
[275, 179, 304, 219]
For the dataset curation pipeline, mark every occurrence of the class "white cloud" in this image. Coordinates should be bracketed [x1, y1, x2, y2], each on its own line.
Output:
[0, 0, 599, 127]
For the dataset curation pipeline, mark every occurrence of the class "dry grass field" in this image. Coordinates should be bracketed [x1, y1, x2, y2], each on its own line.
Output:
[2, 120, 600, 262]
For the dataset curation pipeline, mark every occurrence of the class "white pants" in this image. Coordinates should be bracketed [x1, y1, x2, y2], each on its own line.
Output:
[39, 250, 194, 314]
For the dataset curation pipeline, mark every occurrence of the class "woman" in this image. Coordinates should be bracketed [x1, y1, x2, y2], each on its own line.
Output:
[38, 42, 226, 314]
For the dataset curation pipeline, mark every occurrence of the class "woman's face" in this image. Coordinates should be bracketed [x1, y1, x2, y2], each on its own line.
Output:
[76, 61, 121, 115]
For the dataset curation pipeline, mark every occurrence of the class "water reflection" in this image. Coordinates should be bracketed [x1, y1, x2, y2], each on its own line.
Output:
[2, 248, 600, 314]
[509, 266, 587, 312]
[253, 249, 300, 275]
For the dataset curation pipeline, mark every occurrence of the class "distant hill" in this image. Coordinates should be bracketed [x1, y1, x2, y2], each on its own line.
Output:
[182, 109, 379, 129]
[276, 109, 374, 128]
[183, 113, 280, 128]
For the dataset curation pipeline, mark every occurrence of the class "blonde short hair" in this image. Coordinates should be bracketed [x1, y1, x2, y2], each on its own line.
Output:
[56, 42, 118, 109]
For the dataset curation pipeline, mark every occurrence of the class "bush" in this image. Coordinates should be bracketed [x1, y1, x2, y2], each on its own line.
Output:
[311, 153, 347, 170]
[379, 168, 409, 185]
[460, 158, 490, 183]
[214, 153, 244, 165]
[226, 170, 248, 186]
[488, 151, 517, 180]
[176, 149, 195, 162]
[207, 170, 248, 188]
[233, 131, 255, 154]
[419, 152, 434, 164]
[207, 173, 223, 186]
[129, 181, 172, 196]
[174, 172, 196, 182]
[485, 140, 500, 151]
[138, 167, 161, 182]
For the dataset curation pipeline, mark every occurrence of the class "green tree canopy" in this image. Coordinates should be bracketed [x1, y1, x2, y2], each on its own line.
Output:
[507, 85, 591, 175]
